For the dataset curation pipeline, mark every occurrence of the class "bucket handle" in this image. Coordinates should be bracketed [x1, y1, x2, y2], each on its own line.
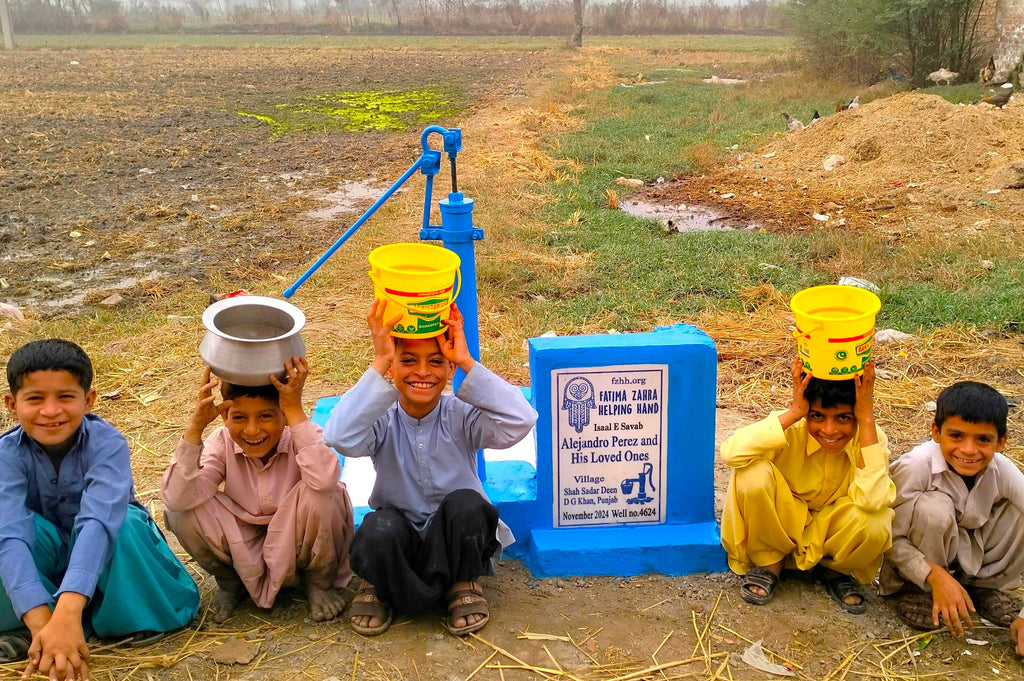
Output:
[793, 322, 824, 340]
[369, 268, 462, 317]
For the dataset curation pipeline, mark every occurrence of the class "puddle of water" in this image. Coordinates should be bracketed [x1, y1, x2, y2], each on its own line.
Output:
[304, 179, 396, 221]
[620, 200, 758, 232]
[44, 293, 87, 308]
[701, 76, 748, 85]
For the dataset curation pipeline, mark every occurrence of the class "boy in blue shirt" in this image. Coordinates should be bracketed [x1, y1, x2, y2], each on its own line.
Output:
[0, 340, 199, 680]
[324, 303, 537, 636]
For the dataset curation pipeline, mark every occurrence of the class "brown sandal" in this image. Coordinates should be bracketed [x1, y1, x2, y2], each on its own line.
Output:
[349, 586, 393, 636]
[967, 586, 1021, 628]
[444, 583, 489, 636]
[896, 590, 939, 631]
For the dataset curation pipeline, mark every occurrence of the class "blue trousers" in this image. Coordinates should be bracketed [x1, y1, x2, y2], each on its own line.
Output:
[0, 506, 199, 636]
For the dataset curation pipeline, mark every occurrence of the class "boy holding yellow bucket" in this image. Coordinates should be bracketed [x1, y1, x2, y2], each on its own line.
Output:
[720, 284, 896, 612]
[323, 298, 537, 636]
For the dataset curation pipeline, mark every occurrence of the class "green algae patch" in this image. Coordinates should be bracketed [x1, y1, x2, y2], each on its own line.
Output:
[237, 89, 461, 135]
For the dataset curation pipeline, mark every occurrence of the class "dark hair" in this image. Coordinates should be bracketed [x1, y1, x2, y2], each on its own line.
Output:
[804, 376, 856, 410]
[393, 335, 444, 351]
[7, 339, 93, 393]
[220, 381, 280, 405]
[935, 381, 1008, 439]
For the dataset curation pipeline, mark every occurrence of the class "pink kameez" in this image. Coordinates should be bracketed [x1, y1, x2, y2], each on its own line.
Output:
[161, 420, 354, 608]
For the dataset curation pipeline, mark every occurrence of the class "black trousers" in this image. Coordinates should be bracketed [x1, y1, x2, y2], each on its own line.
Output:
[350, 489, 499, 615]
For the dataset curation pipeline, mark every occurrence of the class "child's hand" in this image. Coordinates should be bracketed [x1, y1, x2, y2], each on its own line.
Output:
[1011, 617, 1024, 656]
[440, 303, 475, 373]
[269, 356, 308, 426]
[368, 300, 402, 377]
[184, 367, 232, 446]
[24, 596, 89, 681]
[779, 358, 811, 430]
[926, 561, 975, 636]
[853, 361, 876, 423]
[853, 361, 878, 452]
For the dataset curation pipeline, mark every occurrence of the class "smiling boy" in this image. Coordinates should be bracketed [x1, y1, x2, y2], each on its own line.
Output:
[880, 382, 1024, 651]
[0, 340, 198, 679]
[161, 358, 354, 624]
[323, 302, 537, 636]
[720, 359, 895, 612]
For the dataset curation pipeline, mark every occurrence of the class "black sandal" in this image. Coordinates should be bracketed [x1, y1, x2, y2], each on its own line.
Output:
[967, 586, 1021, 628]
[816, 567, 866, 614]
[740, 566, 781, 605]
[0, 632, 31, 663]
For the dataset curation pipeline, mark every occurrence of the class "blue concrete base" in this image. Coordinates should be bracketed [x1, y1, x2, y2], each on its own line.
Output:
[518, 522, 727, 577]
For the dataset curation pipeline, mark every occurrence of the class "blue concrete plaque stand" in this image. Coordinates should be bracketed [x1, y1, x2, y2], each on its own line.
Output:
[497, 324, 727, 577]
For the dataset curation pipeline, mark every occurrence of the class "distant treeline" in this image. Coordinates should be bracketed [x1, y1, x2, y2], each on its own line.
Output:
[8, 0, 783, 35]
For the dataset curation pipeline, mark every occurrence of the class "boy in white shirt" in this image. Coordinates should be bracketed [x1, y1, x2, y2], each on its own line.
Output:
[880, 381, 1024, 655]
[324, 303, 536, 636]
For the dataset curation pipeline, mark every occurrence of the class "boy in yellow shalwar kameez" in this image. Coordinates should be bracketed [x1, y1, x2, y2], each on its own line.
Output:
[720, 359, 896, 613]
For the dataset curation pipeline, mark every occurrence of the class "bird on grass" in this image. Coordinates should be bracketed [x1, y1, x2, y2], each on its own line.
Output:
[979, 83, 1013, 108]
[836, 95, 860, 112]
[980, 57, 996, 84]
[927, 67, 959, 85]
[808, 110, 821, 126]
[782, 112, 803, 131]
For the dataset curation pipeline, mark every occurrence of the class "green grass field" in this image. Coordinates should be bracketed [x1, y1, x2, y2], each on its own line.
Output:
[515, 66, 1023, 334]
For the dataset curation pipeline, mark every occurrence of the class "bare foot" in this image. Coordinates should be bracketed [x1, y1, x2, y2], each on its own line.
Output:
[210, 585, 245, 624]
[448, 581, 487, 631]
[306, 583, 347, 622]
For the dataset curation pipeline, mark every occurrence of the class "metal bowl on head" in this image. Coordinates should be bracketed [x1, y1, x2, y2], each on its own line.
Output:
[199, 296, 306, 387]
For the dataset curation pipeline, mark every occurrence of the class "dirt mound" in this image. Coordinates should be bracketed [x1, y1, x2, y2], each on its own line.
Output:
[759, 92, 1024, 194]
[648, 91, 1024, 230]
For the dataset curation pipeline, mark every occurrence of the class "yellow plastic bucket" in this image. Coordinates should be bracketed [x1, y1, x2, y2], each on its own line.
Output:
[790, 284, 881, 380]
[368, 243, 461, 339]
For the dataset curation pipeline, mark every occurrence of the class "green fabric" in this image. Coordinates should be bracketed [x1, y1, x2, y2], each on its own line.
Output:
[0, 507, 199, 635]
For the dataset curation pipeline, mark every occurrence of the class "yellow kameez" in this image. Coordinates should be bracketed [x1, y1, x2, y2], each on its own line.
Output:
[720, 412, 896, 584]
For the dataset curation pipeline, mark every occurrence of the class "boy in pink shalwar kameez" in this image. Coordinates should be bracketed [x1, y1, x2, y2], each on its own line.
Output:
[161, 357, 354, 623]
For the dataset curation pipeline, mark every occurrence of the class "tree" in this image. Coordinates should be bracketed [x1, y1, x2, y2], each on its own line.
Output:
[1, 0, 15, 49]
[572, 0, 583, 46]
[785, 0, 987, 86]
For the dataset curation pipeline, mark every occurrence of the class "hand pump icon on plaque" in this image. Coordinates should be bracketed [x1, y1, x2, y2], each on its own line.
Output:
[620, 462, 656, 505]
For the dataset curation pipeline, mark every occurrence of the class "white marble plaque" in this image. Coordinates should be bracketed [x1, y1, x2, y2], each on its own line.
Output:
[552, 365, 668, 527]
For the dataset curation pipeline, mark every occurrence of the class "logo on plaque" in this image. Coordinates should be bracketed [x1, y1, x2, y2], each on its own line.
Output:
[561, 376, 596, 433]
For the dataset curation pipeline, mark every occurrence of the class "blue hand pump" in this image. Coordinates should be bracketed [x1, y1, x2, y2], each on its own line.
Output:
[283, 126, 487, 479]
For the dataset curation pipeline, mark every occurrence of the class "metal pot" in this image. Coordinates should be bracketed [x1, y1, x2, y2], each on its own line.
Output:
[199, 296, 306, 386]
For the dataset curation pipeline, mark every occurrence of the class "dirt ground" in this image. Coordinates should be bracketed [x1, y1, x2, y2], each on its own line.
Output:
[3, 44, 1024, 681]
[0, 46, 540, 311]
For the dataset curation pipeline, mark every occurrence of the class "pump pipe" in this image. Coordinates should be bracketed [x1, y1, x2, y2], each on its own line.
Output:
[283, 144, 441, 298]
